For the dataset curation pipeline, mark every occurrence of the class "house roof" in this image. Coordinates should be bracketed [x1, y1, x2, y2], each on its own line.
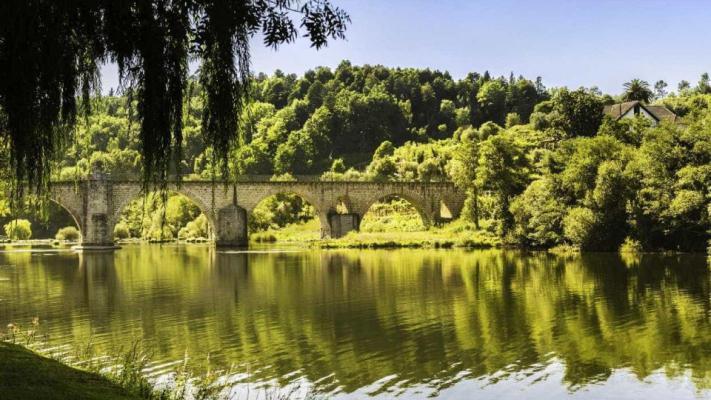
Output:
[603, 101, 678, 122]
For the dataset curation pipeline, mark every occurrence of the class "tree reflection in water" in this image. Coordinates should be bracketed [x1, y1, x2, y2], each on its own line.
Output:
[0, 246, 709, 398]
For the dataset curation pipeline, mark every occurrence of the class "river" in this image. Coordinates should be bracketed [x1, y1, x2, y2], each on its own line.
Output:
[0, 244, 709, 399]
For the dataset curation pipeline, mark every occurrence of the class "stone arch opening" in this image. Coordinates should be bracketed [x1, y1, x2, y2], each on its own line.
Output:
[248, 191, 326, 242]
[113, 190, 213, 242]
[0, 200, 83, 240]
[439, 200, 454, 221]
[360, 194, 430, 233]
[48, 200, 82, 240]
[333, 195, 352, 214]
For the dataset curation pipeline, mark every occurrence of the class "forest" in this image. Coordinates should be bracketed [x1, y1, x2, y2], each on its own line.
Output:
[2, 62, 710, 252]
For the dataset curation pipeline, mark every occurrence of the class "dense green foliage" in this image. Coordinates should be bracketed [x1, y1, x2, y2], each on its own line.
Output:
[114, 192, 203, 241]
[55, 226, 81, 241]
[0, 1, 349, 196]
[9, 63, 711, 251]
[3, 219, 32, 240]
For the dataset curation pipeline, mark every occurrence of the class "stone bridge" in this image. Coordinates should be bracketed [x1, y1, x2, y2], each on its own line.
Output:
[46, 173, 465, 250]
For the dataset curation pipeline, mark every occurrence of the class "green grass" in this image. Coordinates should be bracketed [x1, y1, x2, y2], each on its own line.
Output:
[319, 218, 500, 249]
[251, 218, 322, 243]
[0, 341, 140, 400]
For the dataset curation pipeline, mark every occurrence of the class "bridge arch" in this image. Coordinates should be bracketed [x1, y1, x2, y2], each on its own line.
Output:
[47, 184, 88, 240]
[111, 188, 219, 241]
[360, 192, 432, 230]
[48, 200, 82, 232]
[246, 189, 331, 239]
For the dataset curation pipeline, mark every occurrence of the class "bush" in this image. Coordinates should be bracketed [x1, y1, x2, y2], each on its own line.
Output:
[478, 121, 502, 140]
[113, 222, 130, 240]
[4, 219, 32, 240]
[563, 207, 597, 249]
[178, 214, 209, 240]
[505, 112, 521, 128]
[146, 225, 174, 241]
[55, 226, 81, 241]
[620, 237, 643, 253]
[360, 199, 426, 232]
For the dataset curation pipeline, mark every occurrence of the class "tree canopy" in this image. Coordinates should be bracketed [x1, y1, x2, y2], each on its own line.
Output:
[0, 0, 349, 194]
[622, 79, 654, 103]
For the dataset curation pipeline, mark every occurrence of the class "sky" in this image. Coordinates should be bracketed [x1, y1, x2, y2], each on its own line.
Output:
[101, 0, 711, 95]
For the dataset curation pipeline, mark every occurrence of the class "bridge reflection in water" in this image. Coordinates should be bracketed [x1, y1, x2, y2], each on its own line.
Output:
[0, 246, 709, 398]
[45, 173, 465, 249]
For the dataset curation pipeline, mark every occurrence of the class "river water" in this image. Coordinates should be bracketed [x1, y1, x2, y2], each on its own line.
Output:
[0, 244, 709, 399]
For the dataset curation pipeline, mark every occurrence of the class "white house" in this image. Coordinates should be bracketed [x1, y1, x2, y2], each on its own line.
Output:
[603, 101, 678, 127]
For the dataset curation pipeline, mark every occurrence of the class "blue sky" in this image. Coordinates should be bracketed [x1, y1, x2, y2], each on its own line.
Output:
[102, 0, 711, 95]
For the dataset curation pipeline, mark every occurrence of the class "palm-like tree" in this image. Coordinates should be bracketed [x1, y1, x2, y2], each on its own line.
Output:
[622, 79, 654, 103]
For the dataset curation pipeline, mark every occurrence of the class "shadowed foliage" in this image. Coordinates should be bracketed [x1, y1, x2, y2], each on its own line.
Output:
[0, 0, 349, 197]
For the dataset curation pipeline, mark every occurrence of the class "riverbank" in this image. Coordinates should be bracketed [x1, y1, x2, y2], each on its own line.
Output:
[0, 239, 76, 250]
[250, 218, 501, 249]
[318, 226, 500, 249]
[0, 342, 139, 400]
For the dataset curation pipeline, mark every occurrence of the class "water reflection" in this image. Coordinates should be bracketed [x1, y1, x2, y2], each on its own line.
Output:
[0, 246, 709, 398]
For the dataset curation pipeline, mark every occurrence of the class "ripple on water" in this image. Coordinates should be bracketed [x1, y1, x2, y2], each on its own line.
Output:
[2, 247, 711, 399]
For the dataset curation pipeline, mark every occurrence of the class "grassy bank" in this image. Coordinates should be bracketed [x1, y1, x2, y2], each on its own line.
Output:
[249, 216, 500, 249]
[0, 341, 139, 400]
[0, 239, 77, 250]
[251, 218, 322, 244]
[319, 219, 500, 249]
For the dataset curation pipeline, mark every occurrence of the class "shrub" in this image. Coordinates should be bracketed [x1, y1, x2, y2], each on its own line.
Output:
[478, 121, 502, 139]
[147, 225, 173, 241]
[563, 207, 597, 249]
[620, 237, 643, 253]
[505, 112, 521, 128]
[55, 226, 81, 241]
[361, 199, 426, 232]
[4, 219, 32, 240]
[113, 222, 130, 240]
[178, 214, 209, 239]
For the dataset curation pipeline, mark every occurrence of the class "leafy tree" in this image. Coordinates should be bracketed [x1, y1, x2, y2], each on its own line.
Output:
[697, 72, 711, 94]
[232, 140, 273, 175]
[549, 88, 604, 137]
[165, 195, 200, 231]
[261, 77, 292, 108]
[450, 128, 480, 225]
[510, 178, 565, 247]
[563, 207, 597, 248]
[178, 214, 210, 239]
[113, 222, 130, 240]
[477, 80, 507, 125]
[654, 80, 668, 99]
[475, 133, 531, 233]
[622, 79, 654, 103]
[4, 219, 31, 240]
[627, 118, 711, 250]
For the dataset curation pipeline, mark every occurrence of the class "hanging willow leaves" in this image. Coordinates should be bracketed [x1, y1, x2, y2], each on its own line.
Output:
[0, 0, 350, 197]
